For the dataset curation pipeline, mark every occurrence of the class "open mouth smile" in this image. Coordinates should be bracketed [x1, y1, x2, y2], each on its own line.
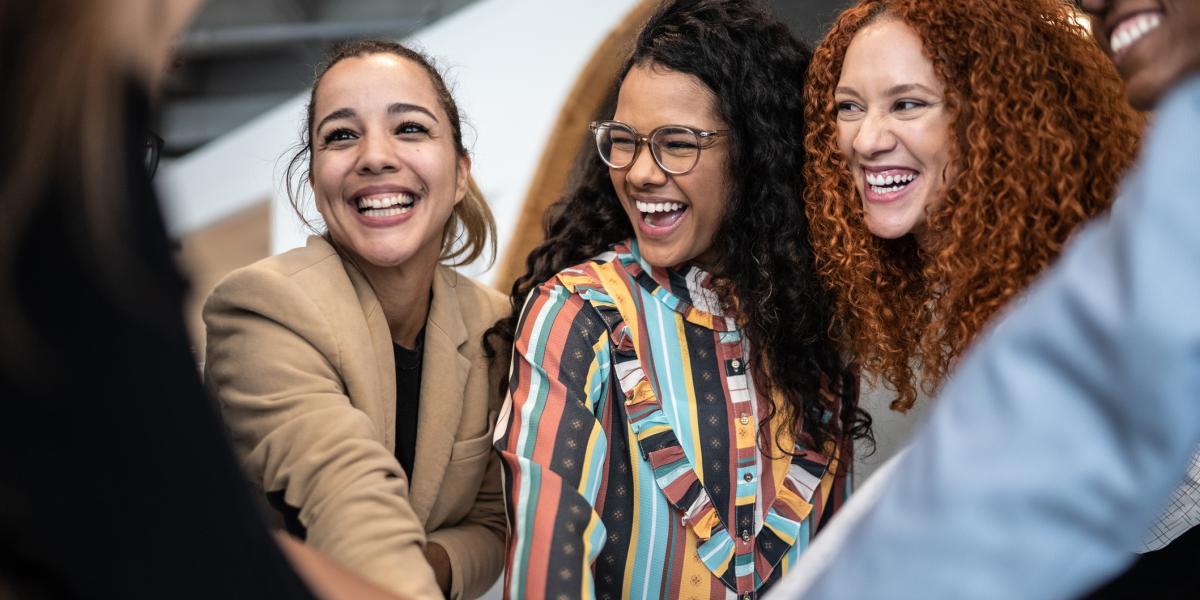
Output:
[635, 199, 689, 235]
[862, 168, 920, 202]
[1108, 11, 1163, 58]
[355, 192, 416, 217]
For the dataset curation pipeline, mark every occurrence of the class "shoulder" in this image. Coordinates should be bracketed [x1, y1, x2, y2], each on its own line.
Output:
[546, 243, 628, 298]
[434, 266, 508, 335]
[204, 236, 352, 323]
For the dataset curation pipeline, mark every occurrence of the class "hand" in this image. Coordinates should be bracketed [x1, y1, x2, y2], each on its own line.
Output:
[273, 532, 406, 600]
[423, 542, 452, 597]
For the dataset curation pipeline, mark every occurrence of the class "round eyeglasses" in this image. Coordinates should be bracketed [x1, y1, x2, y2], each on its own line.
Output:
[589, 120, 728, 175]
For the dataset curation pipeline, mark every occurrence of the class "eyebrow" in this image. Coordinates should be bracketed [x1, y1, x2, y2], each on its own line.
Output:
[834, 83, 940, 97]
[314, 102, 439, 132]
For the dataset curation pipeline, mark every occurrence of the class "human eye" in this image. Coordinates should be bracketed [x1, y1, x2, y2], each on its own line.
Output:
[395, 121, 430, 137]
[321, 127, 357, 145]
[609, 131, 637, 149]
[835, 100, 865, 119]
[893, 99, 929, 113]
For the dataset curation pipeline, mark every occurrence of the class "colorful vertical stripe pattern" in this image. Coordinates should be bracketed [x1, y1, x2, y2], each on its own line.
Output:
[496, 240, 849, 599]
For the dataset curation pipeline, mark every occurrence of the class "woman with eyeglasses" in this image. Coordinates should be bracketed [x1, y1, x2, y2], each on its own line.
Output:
[488, 1, 868, 597]
[802, 0, 1142, 465]
[203, 40, 507, 599]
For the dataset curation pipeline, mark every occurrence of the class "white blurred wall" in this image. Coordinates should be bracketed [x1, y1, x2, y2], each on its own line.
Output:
[158, 0, 640, 285]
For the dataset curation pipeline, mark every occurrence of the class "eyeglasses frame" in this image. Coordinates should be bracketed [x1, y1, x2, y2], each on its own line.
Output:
[588, 120, 729, 175]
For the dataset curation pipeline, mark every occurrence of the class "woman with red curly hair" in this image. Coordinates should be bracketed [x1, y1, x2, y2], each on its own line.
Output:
[803, 0, 1143, 436]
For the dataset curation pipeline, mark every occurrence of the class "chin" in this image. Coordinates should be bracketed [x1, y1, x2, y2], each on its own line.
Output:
[865, 219, 918, 241]
[636, 241, 687, 269]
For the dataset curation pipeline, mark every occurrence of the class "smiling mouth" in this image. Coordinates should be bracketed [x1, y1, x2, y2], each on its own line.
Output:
[1109, 11, 1163, 57]
[865, 171, 918, 196]
[356, 193, 416, 217]
[636, 199, 687, 228]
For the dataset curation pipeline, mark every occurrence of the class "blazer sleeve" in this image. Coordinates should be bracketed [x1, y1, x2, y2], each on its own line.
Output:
[427, 452, 506, 599]
[203, 265, 443, 599]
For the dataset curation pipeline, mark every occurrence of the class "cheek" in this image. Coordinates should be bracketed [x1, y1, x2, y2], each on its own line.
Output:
[835, 122, 857, 161]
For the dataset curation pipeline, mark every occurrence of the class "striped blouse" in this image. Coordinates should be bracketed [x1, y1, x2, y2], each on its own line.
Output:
[495, 240, 850, 599]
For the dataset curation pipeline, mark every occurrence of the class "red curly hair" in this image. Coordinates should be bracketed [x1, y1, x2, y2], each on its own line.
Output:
[804, 0, 1144, 412]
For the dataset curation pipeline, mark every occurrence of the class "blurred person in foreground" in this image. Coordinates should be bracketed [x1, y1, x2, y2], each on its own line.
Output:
[768, 0, 1200, 598]
[0, 1, 403, 598]
[203, 40, 507, 600]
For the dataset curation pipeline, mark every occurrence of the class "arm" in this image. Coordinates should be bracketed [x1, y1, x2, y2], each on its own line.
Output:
[495, 282, 613, 600]
[425, 449, 507, 599]
[788, 76, 1200, 600]
[204, 267, 441, 599]
[275, 533, 407, 600]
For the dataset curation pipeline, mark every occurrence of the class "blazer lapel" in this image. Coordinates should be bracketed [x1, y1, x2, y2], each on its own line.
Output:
[335, 237, 397, 450]
[408, 266, 471, 525]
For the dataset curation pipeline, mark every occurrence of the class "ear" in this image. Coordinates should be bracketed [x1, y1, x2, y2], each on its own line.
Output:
[454, 154, 471, 206]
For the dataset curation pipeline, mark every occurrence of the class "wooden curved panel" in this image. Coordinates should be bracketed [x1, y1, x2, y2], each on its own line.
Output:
[494, 0, 657, 290]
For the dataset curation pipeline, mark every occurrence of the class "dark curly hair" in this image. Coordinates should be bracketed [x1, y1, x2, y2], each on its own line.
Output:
[487, 0, 870, 452]
[804, 0, 1144, 412]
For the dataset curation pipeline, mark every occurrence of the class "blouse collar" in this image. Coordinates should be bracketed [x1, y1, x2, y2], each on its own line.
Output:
[614, 239, 738, 332]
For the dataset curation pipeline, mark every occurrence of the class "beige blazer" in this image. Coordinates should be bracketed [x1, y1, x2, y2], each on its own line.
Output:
[203, 235, 507, 599]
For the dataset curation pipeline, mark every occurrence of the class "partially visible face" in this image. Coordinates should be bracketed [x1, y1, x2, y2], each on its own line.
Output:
[110, 0, 205, 89]
[1078, 0, 1200, 110]
[834, 18, 955, 241]
[610, 64, 730, 269]
[310, 54, 467, 269]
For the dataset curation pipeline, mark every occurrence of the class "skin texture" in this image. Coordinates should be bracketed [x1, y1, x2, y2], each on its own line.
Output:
[834, 18, 954, 243]
[1079, 0, 1200, 110]
[610, 64, 730, 270]
[311, 54, 468, 275]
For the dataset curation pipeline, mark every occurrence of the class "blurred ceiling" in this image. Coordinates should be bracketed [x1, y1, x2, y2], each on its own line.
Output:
[161, 0, 852, 158]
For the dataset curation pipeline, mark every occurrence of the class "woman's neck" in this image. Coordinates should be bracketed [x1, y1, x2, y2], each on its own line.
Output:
[357, 252, 438, 349]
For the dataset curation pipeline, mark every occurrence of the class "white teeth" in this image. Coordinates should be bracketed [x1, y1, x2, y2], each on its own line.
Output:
[865, 172, 916, 186]
[360, 205, 413, 217]
[356, 193, 416, 211]
[1110, 13, 1162, 55]
[635, 200, 685, 213]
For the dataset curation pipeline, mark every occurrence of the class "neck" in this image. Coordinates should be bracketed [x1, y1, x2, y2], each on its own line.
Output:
[358, 254, 439, 350]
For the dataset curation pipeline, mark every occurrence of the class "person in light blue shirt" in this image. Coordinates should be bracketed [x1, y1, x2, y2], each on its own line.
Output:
[773, 0, 1200, 598]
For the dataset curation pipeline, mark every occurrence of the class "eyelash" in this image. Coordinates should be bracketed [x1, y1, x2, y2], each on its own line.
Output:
[894, 100, 927, 111]
[320, 121, 431, 145]
[322, 128, 356, 144]
[395, 121, 429, 136]
[834, 100, 928, 115]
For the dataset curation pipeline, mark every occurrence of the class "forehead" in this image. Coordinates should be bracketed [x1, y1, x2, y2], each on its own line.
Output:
[839, 18, 944, 93]
[614, 63, 723, 129]
[314, 53, 442, 119]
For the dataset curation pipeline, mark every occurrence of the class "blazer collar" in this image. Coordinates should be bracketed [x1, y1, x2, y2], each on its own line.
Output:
[330, 237, 472, 526]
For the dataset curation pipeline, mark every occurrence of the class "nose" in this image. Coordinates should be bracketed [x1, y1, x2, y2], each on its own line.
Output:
[851, 111, 897, 159]
[625, 141, 668, 188]
[355, 131, 398, 175]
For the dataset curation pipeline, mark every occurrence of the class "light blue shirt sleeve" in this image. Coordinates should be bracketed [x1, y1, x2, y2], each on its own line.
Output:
[791, 75, 1200, 600]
